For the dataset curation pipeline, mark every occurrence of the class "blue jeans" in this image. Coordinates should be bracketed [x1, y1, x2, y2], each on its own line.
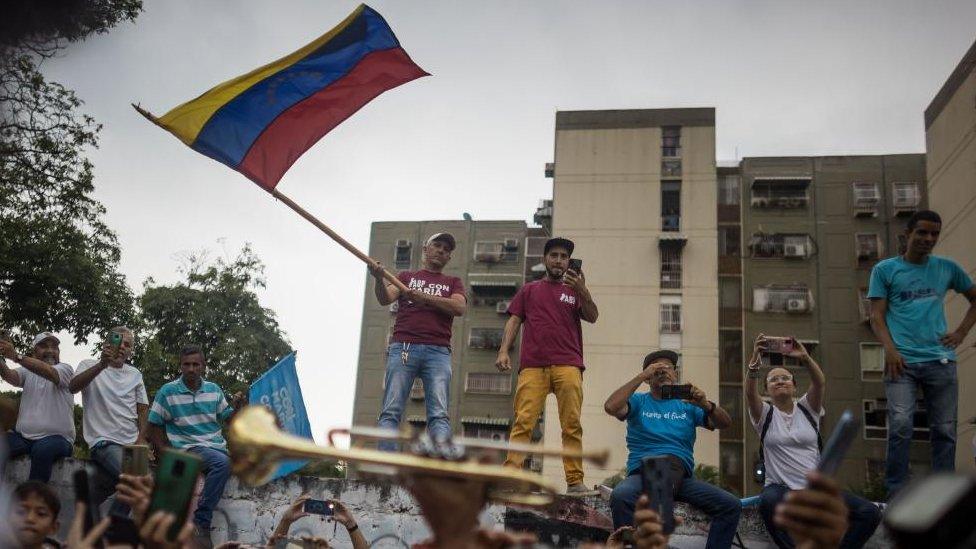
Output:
[186, 446, 231, 529]
[759, 483, 882, 549]
[6, 431, 72, 482]
[610, 469, 742, 549]
[90, 442, 130, 516]
[377, 342, 452, 450]
[884, 360, 957, 496]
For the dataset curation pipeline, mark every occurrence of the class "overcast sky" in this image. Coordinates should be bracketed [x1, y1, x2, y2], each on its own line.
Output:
[10, 0, 975, 440]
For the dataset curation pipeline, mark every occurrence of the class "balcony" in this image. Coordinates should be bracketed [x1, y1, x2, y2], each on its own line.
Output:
[753, 285, 814, 314]
[750, 178, 810, 209]
[749, 233, 813, 259]
[469, 328, 503, 350]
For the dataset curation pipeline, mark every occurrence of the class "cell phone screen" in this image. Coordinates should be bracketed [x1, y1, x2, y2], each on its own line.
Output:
[568, 259, 583, 274]
[303, 499, 335, 516]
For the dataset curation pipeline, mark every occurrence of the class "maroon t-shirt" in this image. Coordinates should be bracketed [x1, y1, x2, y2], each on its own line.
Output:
[392, 270, 466, 347]
[507, 279, 584, 370]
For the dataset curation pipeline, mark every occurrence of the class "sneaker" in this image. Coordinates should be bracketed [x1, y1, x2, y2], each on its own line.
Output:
[565, 483, 599, 497]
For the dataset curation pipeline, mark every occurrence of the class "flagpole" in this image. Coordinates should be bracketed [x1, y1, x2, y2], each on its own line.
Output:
[270, 189, 409, 292]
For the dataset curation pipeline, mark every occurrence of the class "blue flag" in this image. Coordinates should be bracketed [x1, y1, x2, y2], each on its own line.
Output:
[248, 352, 312, 480]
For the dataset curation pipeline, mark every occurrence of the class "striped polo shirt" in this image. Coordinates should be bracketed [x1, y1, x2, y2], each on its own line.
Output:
[148, 377, 233, 453]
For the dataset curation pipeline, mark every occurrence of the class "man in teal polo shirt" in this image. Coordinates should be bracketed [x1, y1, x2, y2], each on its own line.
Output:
[147, 345, 243, 547]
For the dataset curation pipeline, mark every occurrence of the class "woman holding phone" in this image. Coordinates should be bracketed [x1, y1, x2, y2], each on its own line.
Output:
[745, 334, 881, 548]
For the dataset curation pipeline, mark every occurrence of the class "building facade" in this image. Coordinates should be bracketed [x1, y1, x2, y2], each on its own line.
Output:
[924, 38, 976, 472]
[544, 108, 720, 488]
[351, 220, 549, 449]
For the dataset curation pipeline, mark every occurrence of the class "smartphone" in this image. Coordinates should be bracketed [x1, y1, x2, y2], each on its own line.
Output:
[121, 444, 150, 476]
[568, 258, 583, 275]
[109, 331, 124, 347]
[762, 336, 796, 354]
[147, 449, 202, 541]
[816, 409, 859, 476]
[302, 499, 335, 516]
[659, 384, 693, 400]
[885, 473, 976, 549]
[104, 515, 140, 546]
[640, 456, 676, 535]
[73, 469, 103, 548]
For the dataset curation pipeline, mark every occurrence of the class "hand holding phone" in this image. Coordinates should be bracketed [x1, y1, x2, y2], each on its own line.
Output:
[568, 258, 583, 275]
[73, 469, 104, 548]
[147, 449, 202, 541]
[302, 499, 335, 516]
[659, 384, 693, 400]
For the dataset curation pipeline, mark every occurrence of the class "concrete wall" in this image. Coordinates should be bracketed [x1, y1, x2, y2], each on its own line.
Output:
[925, 40, 976, 472]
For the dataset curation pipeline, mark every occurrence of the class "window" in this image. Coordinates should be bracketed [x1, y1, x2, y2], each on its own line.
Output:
[720, 278, 742, 327]
[662, 126, 681, 157]
[855, 234, 881, 266]
[468, 328, 503, 350]
[719, 331, 743, 382]
[469, 279, 519, 306]
[753, 285, 813, 313]
[718, 175, 740, 206]
[660, 303, 682, 333]
[851, 182, 880, 216]
[863, 398, 929, 441]
[462, 424, 509, 441]
[524, 235, 547, 280]
[719, 226, 741, 257]
[662, 159, 682, 177]
[892, 182, 920, 213]
[394, 239, 412, 270]
[751, 179, 810, 209]
[661, 248, 682, 289]
[662, 181, 681, 231]
[409, 379, 424, 400]
[473, 241, 517, 263]
[860, 343, 884, 381]
[748, 233, 813, 259]
[858, 289, 872, 323]
[465, 373, 513, 395]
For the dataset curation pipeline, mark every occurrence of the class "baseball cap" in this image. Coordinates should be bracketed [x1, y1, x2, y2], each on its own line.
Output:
[31, 332, 60, 348]
[425, 232, 456, 251]
[544, 237, 575, 255]
[642, 349, 679, 368]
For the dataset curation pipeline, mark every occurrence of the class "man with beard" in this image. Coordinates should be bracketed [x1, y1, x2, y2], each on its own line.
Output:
[869, 209, 976, 496]
[496, 237, 599, 495]
[370, 232, 466, 448]
[0, 333, 75, 482]
[605, 350, 739, 549]
[147, 345, 241, 548]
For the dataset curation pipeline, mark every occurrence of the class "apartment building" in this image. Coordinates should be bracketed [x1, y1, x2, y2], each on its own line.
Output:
[736, 154, 927, 495]
[545, 108, 720, 488]
[925, 38, 976, 471]
[351, 220, 549, 448]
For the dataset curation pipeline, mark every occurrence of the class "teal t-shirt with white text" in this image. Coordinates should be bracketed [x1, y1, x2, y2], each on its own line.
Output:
[625, 392, 707, 476]
[868, 255, 973, 363]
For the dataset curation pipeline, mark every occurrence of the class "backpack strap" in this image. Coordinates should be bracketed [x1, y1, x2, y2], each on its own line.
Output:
[796, 402, 823, 452]
[758, 403, 774, 462]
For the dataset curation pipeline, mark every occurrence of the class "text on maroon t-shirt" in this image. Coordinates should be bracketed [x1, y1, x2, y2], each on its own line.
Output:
[507, 279, 584, 370]
[392, 270, 466, 347]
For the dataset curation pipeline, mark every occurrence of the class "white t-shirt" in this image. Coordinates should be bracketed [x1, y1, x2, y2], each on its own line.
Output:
[76, 359, 149, 447]
[750, 393, 824, 490]
[12, 362, 76, 443]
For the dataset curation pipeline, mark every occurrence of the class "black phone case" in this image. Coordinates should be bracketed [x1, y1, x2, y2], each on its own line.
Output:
[73, 469, 103, 548]
[641, 456, 676, 535]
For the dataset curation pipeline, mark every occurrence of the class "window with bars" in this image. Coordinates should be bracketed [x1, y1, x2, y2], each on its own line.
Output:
[855, 234, 881, 265]
[719, 226, 741, 257]
[662, 126, 681, 157]
[660, 248, 682, 289]
[851, 182, 880, 215]
[749, 233, 812, 259]
[860, 342, 884, 381]
[468, 328, 504, 350]
[751, 180, 809, 208]
[753, 285, 813, 313]
[394, 240, 412, 270]
[660, 303, 682, 333]
[662, 159, 682, 177]
[462, 424, 509, 441]
[524, 236, 547, 281]
[465, 373, 513, 395]
[863, 398, 929, 441]
[662, 181, 681, 231]
[892, 182, 920, 212]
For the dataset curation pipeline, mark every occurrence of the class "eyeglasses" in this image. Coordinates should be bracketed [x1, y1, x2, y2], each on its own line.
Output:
[767, 375, 794, 383]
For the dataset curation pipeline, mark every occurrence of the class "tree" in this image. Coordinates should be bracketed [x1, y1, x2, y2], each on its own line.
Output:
[0, 1, 143, 346]
[134, 246, 292, 397]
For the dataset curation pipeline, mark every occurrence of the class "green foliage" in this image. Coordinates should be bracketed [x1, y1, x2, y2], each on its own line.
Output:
[134, 246, 292, 397]
[694, 464, 721, 486]
[0, 2, 142, 346]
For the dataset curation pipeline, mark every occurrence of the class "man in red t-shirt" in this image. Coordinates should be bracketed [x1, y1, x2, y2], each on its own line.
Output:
[369, 233, 467, 449]
[496, 237, 599, 494]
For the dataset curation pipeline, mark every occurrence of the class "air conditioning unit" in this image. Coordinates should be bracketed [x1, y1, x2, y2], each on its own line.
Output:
[475, 252, 503, 263]
[786, 298, 808, 313]
[503, 238, 519, 250]
[395, 239, 411, 248]
[784, 244, 806, 258]
[495, 301, 511, 313]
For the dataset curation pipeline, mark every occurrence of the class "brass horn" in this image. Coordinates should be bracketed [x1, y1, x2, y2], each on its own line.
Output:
[228, 406, 609, 506]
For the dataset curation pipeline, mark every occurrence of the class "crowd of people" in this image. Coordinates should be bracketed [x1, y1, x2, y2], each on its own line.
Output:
[0, 209, 972, 547]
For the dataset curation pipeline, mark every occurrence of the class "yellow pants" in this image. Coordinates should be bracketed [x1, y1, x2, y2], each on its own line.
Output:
[504, 365, 584, 485]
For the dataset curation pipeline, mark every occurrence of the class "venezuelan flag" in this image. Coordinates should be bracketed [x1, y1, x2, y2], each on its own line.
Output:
[140, 4, 428, 191]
